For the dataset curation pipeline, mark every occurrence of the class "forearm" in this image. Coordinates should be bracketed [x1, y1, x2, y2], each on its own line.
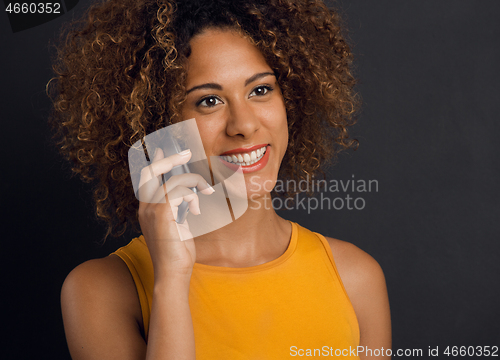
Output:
[145, 275, 195, 360]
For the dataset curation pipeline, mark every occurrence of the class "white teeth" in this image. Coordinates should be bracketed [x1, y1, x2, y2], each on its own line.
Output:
[221, 146, 267, 166]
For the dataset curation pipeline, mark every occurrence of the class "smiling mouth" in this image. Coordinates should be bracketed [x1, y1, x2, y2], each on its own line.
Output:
[219, 146, 267, 166]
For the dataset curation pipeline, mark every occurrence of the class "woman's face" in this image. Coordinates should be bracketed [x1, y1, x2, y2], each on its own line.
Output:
[181, 28, 288, 199]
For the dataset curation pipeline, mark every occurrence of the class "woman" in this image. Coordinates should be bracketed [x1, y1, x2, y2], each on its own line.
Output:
[50, 0, 391, 358]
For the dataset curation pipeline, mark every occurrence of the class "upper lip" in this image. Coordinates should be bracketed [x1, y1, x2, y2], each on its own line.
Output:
[219, 144, 268, 156]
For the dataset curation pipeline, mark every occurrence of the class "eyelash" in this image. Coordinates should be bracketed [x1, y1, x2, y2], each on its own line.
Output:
[196, 85, 274, 108]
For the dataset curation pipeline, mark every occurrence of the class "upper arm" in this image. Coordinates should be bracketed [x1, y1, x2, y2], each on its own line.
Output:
[61, 255, 146, 360]
[326, 237, 391, 359]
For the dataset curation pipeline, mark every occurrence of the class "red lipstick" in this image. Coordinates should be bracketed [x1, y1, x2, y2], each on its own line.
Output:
[220, 143, 268, 156]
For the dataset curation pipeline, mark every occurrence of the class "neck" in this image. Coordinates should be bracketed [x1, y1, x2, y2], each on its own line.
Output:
[193, 193, 291, 267]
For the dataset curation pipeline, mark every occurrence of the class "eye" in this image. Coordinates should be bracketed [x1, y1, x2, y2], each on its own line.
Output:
[197, 96, 223, 108]
[249, 85, 273, 98]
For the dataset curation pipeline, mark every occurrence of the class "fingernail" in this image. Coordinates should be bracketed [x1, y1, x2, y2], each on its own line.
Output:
[208, 184, 215, 193]
[179, 149, 191, 156]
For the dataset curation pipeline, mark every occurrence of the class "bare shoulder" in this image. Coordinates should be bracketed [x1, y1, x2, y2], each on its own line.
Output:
[61, 255, 145, 359]
[62, 255, 141, 318]
[324, 236, 386, 294]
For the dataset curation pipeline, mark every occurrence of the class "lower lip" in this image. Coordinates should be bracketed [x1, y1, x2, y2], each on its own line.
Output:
[220, 146, 270, 174]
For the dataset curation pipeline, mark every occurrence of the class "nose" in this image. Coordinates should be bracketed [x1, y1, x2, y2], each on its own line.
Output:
[225, 99, 260, 139]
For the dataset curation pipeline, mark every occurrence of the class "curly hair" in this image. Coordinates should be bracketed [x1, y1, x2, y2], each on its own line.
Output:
[47, 0, 359, 239]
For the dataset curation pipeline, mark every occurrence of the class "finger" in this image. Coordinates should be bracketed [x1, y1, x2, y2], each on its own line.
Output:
[138, 199, 177, 224]
[141, 147, 165, 189]
[168, 187, 201, 216]
[150, 184, 201, 216]
[175, 221, 194, 241]
[137, 148, 165, 202]
[151, 149, 192, 178]
[163, 173, 215, 195]
[152, 147, 165, 162]
[138, 149, 192, 189]
[137, 149, 193, 202]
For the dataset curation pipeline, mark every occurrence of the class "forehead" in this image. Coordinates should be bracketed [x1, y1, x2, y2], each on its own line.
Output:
[185, 28, 272, 85]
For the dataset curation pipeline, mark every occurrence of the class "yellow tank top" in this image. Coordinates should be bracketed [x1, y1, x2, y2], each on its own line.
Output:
[112, 221, 360, 359]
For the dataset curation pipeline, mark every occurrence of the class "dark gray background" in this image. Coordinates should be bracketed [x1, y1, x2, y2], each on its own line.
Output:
[1, 0, 499, 358]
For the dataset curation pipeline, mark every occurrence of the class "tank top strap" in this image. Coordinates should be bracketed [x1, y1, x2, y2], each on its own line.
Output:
[111, 235, 153, 339]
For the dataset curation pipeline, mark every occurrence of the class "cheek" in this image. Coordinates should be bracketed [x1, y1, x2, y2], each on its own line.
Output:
[260, 96, 287, 124]
[264, 101, 288, 149]
[276, 115, 288, 147]
[194, 119, 221, 154]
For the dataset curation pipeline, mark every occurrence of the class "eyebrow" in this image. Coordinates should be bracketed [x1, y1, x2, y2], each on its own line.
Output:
[186, 72, 276, 94]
